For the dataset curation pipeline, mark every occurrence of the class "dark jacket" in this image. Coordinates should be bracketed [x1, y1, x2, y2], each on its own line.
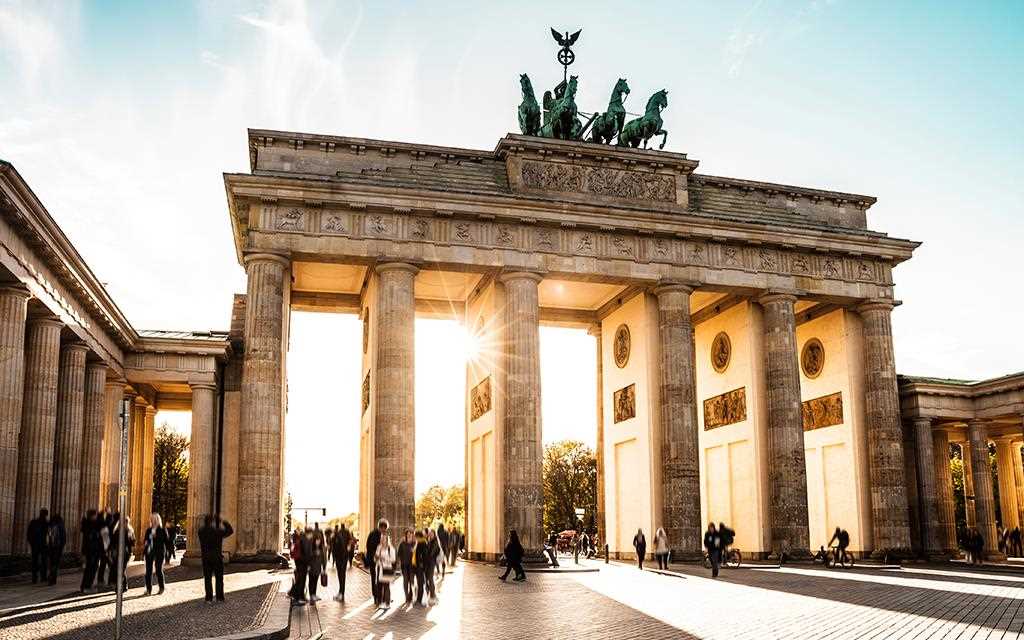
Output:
[144, 525, 170, 559]
[703, 531, 721, 552]
[46, 519, 67, 551]
[397, 540, 415, 569]
[81, 518, 102, 556]
[633, 533, 646, 551]
[504, 537, 524, 564]
[305, 534, 326, 574]
[437, 525, 449, 553]
[365, 529, 382, 566]
[198, 519, 233, 561]
[27, 517, 48, 550]
[331, 527, 351, 563]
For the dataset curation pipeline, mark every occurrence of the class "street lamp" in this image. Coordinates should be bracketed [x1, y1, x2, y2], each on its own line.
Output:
[114, 396, 130, 640]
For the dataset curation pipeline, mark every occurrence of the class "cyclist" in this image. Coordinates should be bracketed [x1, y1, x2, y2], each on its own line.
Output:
[828, 527, 850, 564]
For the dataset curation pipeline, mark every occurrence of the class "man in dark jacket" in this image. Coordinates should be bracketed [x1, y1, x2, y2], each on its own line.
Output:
[46, 515, 67, 585]
[198, 514, 233, 602]
[330, 524, 352, 602]
[365, 518, 388, 605]
[80, 510, 102, 592]
[397, 529, 416, 605]
[704, 522, 722, 578]
[26, 509, 49, 583]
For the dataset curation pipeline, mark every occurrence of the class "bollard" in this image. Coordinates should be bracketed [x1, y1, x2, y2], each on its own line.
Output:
[605, 543, 609, 564]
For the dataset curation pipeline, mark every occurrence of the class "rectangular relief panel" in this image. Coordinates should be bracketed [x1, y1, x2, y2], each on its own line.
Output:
[802, 392, 843, 431]
[703, 387, 747, 429]
[613, 383, 636, 423]
[470, 376, 492, 421]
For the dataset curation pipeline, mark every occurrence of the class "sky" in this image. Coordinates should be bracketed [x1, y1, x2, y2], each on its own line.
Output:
[1, 1, 1021, 517]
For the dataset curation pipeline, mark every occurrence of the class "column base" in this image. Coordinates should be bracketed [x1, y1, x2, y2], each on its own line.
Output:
[670, 550, 705, 563]
[869, 547, 912, 563]
[769, 548, 814, 563]
[230, 551, 290, 567]
[983, 551, 1008, 562]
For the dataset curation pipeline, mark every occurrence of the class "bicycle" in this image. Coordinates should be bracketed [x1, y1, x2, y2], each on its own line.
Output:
[826, 545, 855, 568]
[703, 547, 742, 569]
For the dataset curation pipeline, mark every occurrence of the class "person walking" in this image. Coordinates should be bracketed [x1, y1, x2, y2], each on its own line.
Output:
[437, 524, 449, 568]
[26, 508, 49, 584]
[306, 527, 327, 602]
[198, 514, 233, 603]
[288, 529, 307, 604]
[544, 531, 560, 567]
[425, 529, 441, 603]
[80, 510, 102, 593]
[374, 529, 396, 610]
[498, 529, 526, 582]
[97, 510, 114, 589]
[330, 523, 352, 602]
[632, 528, 647, 570]
[365, 518, 388, 606]
[164, 521, 177, 563]
[111, 513, 135, 593]
[397, 529, 416, 605]
[45, 514, 67, 585]
[143, 513, 169, 595]
[704, 522, 722, 578]
[413, 529, 428, 605]
[654, 527, 670, 570]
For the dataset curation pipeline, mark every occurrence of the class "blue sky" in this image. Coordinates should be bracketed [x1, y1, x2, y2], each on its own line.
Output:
[1, 1, 1021, 515]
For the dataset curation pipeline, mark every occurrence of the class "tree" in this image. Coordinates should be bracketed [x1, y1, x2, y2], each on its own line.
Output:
[542, 440, 596, 534]
[152, 424, 189, 529]
[415, 484, 465, 530]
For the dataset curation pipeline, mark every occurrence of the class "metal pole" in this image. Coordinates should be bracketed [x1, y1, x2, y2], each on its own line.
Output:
[114, 396, 130, 640]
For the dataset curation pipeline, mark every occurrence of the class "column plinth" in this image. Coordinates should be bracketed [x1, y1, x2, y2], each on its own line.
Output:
[968, 421, 1002, 559]
[912, 417, 943, 557]
[932, 429, 958, 553]
[185, 383, 217, 559]
[654, 282, 702, 560]
[856, 300, 912, 557]
[237, 252, 289, 559]
[13, 317, 63, 555]
[0, 285, 30, 557]
[79, 364, 107, 516]
[52, 343, 89, 552]
[758, 292, 811, 558]
[498, 271, 544, 554]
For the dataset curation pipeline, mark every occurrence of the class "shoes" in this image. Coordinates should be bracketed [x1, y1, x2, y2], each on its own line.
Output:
[144, 590, 151, 596]
[158, 588, 165, 595]
[294, 599, 307, 606]
[513, 576, 526, 582]
[310, 595, 320, 602]
[216, 597, 225, 603]
[428, 597, 438, 605]
[205, 599, 213, 604]
[333, 594, 344, 602]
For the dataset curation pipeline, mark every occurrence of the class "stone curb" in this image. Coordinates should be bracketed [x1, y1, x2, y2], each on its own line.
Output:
[199, 592, 291, 640]
[460, 559, 600, 573]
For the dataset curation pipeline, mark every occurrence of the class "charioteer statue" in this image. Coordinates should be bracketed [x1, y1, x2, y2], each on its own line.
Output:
[517, 27, 670, 149]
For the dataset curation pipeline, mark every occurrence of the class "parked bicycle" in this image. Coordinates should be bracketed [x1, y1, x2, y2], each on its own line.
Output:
[703, 547, 742, 569]
[826, 545, 855, 569]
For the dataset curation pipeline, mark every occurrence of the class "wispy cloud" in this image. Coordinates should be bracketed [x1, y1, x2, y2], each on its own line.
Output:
[0, 0, 79, 90]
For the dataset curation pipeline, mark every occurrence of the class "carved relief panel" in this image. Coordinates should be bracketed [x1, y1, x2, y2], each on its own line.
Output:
[710, 332, 731, 373]
[800, 338, 825, 379]
[613, 383, 636, 423]
[613, 324, 630, 368]
[801, 392, 843, 430]
[361, 371, 370, 415]
[703, 387, 747, 429]
[470, 376, 492, 421]
[520, 160, 675, 203]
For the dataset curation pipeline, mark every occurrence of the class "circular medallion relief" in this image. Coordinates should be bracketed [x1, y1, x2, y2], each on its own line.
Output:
[801, 338, 825, 379]
[613, 324, 631, 369]
[710, 332, 731, 373]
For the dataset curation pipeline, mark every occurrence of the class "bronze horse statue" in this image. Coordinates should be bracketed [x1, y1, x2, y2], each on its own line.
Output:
[590, 78, 630, 144]
[517, 74, 541, 136]
[618, 89, 668, 149]
[540, 75, 580, 140]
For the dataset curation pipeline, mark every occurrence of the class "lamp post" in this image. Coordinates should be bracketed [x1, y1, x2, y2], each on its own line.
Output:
[114, 396, 131, 640]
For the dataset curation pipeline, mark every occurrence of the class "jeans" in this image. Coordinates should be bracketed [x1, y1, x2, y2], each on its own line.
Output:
[81, 553, 99, 590]
[307, 569, 320, 598]
[290, 562, 308, 600]
[401, 566, 414, 602]
[635, 548, 645, 570]
[145, 554, 165, 592]
[30, 546, 45, 583]
[47, 547, 63, 584]
[656, 552, 668, 570]
[709, 549, 721, 577]
[424, 563, 436, 599]
[367, 561, 379, 604]
[202, 557, 225, 601]
[334, 560, 347, 598]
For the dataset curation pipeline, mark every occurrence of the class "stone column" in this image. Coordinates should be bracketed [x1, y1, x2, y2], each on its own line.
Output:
[758, 292, 810, 557]
[185, 383, 217, 559]
[655, 282, 702, 559]
[0, 285, 30, 557]
[589, 325, 605, 546]
[12, 317, 63, 554]
[100, 381, 123, 509]
[78, 363, 107, 514]
[51, 342, 88, 550]
[968, 420, 1000, 557]
[130, 396, 146, 538]
[237, 252, 289, 558]
[932, 429, 958, 553]
[962, 441, 976, 528]
[856, 300, 912, 556]
[1013, 440, 1024, 531]
[141, 406, 156, 526]
[912, 417, 942, 556]
[995, 437, 1020, 530]
[498, 271, 544, 553]
[372, 262, 418, 534]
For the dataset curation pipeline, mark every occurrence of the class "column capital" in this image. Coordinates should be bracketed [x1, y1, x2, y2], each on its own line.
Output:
[912, 416, 934, 427]
[374, 261, 420, 276]
[133, 394, 149, 407]
[189, 381, 218, 392]
[0, 284, 31, 300]
[652, 280, 696, 296]
[28, 316, 64, 330]
[497, 270, 544, 284]
[756, 290, 800, 306]
[60, 341, 90, 355]
[86, 361, 110, 373]
[242, 251, 291, 269]
[144, 405, 157, 417]
[855, 298, 902, 314]
[587, 324, 602, 338]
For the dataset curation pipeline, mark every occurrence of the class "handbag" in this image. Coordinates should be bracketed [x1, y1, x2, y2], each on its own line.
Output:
[320, 571, 328, 587]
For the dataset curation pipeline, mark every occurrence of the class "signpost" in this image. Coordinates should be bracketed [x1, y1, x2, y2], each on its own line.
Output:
[114, 396, 130, 640]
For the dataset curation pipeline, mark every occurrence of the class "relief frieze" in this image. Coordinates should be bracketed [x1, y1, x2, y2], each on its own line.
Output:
[703, 387, 747, 429]
[520, 160, 675, 203]
[613, 383, 636, 423]
[321, 213, 348, 234]
[801, 392, 843, 431]
[470, 376, 492, 421]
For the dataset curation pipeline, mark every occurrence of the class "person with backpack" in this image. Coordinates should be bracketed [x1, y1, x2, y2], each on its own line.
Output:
[719, 522, 736, 560]
[45, 514, 67, 585]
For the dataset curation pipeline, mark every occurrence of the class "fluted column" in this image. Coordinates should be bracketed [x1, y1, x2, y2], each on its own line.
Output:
[655, 282, 702, 559]
[962, 441, 976, 528]
[78, 364, 107, 515]
[12, 317, 63, 554]
[932, 429, 957, 553]
[372, 262, 418, 534]
[141, 406, 156, 526]
[912, 417, 942, 556]
[237, 252, 289, 557]
[857, 300, 912, 556]
[969, 420, 1000, 557]
[100, 381, 123, 509]
[130, 396, 146, 538]
[499, 271, 544, 553]
[51, 342, 88, 550]
[186, 383, 217, 559]
[0, 285, 30, 557]
[758, 292, 810, 557]
[995, 437, 1020, 531]
[589, 325, 605, 546]
[1013, 440, 1024, 531]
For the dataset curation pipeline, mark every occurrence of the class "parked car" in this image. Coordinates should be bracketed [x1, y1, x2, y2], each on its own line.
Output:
[174, 534, 186, 550]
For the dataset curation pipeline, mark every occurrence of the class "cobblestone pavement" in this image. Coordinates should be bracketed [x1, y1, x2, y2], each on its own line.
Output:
[293, 558, 1024, 639]
[0, 559, 283, 640]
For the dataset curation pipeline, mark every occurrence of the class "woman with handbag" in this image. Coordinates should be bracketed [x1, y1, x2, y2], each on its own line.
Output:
[374, 530, 397, 610]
